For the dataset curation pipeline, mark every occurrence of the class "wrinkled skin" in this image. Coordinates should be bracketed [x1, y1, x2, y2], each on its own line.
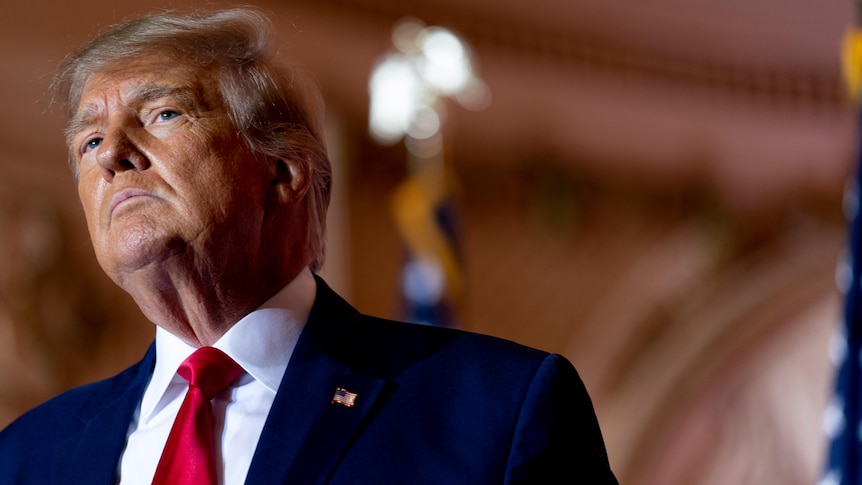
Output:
[69, 54, 311, 346]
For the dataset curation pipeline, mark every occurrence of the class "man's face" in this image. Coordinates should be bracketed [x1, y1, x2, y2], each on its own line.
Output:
[70, 55, 273, 286]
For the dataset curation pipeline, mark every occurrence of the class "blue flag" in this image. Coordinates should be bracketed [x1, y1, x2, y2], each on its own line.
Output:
[821, 112, 862, 485]
[390, 166, 462, 327]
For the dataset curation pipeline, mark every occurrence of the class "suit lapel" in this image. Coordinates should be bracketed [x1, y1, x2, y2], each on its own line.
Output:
[52, 344, 155, 482]
[246, 278, 391, 485]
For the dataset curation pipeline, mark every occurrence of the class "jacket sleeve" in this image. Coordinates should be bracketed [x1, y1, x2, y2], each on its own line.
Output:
[504, 353, 619, 484]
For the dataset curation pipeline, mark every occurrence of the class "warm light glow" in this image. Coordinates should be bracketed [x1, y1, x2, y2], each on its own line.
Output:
[406, 104, 441, 140]
[419, 27, 472, 95]
[368, 18, 488, 145]
[368, 55, 422, 144]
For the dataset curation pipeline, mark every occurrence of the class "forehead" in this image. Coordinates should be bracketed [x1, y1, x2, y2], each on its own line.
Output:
[75, 55, 221, 114]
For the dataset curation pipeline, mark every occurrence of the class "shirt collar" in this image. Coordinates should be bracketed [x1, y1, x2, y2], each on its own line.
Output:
[139, 267, 316, 424]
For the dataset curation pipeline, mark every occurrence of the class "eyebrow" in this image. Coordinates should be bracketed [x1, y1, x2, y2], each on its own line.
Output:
[65, 83, 201, 146]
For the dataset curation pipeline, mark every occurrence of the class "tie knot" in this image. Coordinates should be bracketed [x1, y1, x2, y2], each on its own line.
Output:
[178, 347, 244, 399]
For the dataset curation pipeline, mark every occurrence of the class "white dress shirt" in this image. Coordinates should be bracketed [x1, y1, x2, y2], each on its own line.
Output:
[117, 267, 316, 484]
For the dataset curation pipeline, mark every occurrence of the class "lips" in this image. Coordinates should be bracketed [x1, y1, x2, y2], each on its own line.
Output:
[109, 188, 153, 217]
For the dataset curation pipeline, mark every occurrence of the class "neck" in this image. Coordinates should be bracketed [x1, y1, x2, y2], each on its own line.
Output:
[116, 252, 309, 347]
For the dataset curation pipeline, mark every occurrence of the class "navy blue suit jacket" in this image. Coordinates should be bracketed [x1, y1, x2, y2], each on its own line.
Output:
[0, 277, 617, 484]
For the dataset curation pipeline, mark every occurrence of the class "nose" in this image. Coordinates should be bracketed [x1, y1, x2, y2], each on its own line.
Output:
[95, 127, 149, 182]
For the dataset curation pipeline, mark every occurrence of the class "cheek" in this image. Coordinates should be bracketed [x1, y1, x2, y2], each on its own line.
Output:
[187, 139, 265, 196]
[167, 130, 231, 180]
[77, 177, 105, 229]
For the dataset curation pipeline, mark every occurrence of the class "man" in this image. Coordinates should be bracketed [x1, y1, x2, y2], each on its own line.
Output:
[0, 8, 617, 484]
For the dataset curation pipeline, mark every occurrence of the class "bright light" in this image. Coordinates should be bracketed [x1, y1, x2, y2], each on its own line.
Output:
[369, 55, 421, 144]
[369, 18, 488, 144]
[419, 27, 471, 95]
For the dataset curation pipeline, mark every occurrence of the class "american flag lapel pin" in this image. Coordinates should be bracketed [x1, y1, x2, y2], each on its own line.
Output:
[331, 387, 358, 408]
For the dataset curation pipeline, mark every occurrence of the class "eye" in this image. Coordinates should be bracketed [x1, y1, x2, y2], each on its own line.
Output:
[83, 137, 103, 153]
[156, 110, 180, 122]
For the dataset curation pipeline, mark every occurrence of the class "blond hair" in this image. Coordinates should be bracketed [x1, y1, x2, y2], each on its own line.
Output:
[52, 8, 332, 271]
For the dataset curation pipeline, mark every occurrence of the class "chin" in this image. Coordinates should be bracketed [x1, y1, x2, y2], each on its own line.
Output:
[98, 230, 187, 281]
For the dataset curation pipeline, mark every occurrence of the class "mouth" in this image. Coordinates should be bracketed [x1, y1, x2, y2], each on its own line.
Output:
[109, 188, 152, 217]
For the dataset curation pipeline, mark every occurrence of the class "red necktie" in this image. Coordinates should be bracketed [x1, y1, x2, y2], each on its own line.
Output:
[152, 347, 243, 485]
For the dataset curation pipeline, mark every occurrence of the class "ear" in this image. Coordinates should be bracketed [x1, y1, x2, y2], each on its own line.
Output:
[270, 157, 311, 205]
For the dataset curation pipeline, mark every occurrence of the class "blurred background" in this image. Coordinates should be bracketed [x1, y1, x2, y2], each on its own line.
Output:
[0, 0, 854, 483]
